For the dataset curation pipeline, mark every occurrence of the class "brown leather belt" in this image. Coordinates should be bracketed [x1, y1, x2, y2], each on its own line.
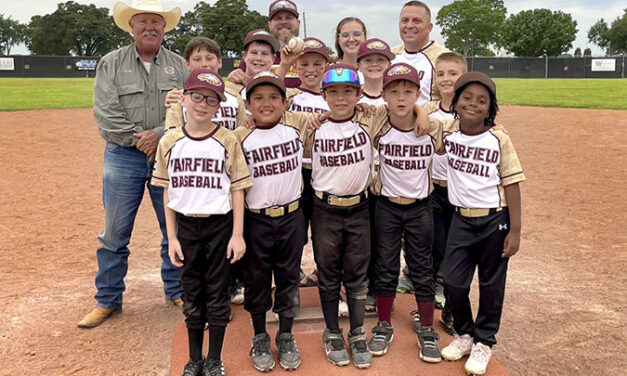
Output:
[433, 179, 447, 187]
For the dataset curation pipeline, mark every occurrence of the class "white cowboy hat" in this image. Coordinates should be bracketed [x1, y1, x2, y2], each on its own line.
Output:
[113, 0, 181, 33]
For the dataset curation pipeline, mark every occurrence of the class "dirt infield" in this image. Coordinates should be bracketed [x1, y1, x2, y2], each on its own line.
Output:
[0, 106, 625, 376]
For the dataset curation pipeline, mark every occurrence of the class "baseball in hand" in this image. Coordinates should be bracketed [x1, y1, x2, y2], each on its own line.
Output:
[287, 37, 305, 54]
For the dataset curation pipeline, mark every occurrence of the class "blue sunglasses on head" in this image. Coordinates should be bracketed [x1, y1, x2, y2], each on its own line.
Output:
[322, 68, 360, 88]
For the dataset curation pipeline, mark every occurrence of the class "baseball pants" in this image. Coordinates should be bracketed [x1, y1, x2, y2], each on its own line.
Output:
[431, 183, 454, 282]
[311, 197, 370, 302]
[242, 208, 305, 318]
[443, 208, 510, 347]
[301, 167, 314, 244]
[176, 212, 233, 330]
[367, 194, 379, 295]
[374, 196, 435, 300]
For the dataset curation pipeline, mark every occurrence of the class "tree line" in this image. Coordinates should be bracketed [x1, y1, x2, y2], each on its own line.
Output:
[0, 0, 625, 57]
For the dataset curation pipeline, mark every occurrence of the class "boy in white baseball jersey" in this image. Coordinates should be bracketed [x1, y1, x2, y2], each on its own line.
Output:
[424, 52, 467, 336]
[163, 37, 247, 132]
[234, 71, 309, 372]
[152, 69, 253, 376]
[432, 72, 524, 375]
[365, 63, 442, 363]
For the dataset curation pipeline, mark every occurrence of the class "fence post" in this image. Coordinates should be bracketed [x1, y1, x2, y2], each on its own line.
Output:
[545, 55, 548, 78]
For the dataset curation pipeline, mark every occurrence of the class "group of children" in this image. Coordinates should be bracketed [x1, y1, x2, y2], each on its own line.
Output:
[151, 29, 524, 376]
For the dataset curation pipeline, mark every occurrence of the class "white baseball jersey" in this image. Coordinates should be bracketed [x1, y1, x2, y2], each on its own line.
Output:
[151, 126, 252, 215]
[288, 88, 329, 114]
[234, 112, 309, 209]
[358, 93, 386, 106]
[424, 100, 454, 181]
[391, 41, 449, 105]
[304, 110, 387, 196]
[444, 127, 525, 208]
[376, 123, 437, 199]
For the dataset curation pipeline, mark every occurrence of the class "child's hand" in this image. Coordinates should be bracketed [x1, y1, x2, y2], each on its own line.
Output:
[227, 235, 246, 263]
[307, 112, 329, 130]
[228, 69, 249, 85]
[355, 103, 376, 117]
[413, 105, 431, 137]
[502, 230, 520, 258]
[165, 89, 183, 108]
[493, 122, 508, 133]
[280, 45, 303, 68]
[169, 237, 184, 267]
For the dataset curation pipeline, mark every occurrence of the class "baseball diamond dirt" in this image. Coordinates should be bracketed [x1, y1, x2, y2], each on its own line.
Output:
[0, 105, 625, 375]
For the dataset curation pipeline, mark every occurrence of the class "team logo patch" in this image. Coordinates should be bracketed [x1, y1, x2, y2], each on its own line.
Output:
[163, 66, 175, 75]
[254, 71, 280, 79]
[273, 0, 296, 11]
[253, 30, 270, 36]
[305, 40, 322, 49]
[387, 65, 410, 76]
[367, 41, 387, 50]
[197, 73, 222, 86]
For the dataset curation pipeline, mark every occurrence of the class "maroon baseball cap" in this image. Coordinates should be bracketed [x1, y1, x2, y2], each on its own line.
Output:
[245, 71, 287, 100]
[269, 0, 299, 19]
[382, 63, 420, 90]
[301, 37, 329, 61]
[243, 29, 280, 53]
[357, 38, 395, 62]
[454, 71, 496, 97]
[184, 69, 226, 102]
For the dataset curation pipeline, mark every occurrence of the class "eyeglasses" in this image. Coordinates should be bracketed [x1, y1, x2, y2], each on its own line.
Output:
[188, 92, 220, 106]
[338, 31, 364, 39]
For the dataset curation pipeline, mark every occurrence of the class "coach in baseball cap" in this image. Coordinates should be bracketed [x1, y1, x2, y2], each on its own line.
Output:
[78, 0, 187, 329]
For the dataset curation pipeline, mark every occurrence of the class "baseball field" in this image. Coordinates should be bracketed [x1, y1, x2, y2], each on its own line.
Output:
[0, 78, 625, 375]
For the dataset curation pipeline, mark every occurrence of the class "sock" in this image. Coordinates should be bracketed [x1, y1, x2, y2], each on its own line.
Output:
[278, 315, 294, 334]
[376, 296, 395, 325]
[207, 325, 226, 361]
[417, 300, 435, 327]
[188, 327, 204, 362]
[251, 312, 266, 335]
[321, 298, 340, 332]
[347, 297, 366, 333]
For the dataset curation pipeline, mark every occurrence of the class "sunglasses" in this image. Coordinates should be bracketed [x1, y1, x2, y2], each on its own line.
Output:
[338, 31, 364, 39]
[322, 69, 361, 87]
[188, 92, 220, 106]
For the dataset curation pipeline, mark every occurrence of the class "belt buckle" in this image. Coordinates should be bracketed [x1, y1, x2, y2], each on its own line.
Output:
[266, 206, 284, 217]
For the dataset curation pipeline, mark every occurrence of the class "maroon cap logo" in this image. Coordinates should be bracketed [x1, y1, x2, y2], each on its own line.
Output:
[367, 41, 387, 50]
[305, 40, 322, 49]
[197, 73, 222, 86]
[387, 65, 411, 76]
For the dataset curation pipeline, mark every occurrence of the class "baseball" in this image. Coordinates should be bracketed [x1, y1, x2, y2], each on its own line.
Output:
[287, 37, 305, 53]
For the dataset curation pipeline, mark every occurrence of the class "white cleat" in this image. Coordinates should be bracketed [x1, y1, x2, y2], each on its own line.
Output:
[441, 334, 473, 361]
[464, 342, 492, 375]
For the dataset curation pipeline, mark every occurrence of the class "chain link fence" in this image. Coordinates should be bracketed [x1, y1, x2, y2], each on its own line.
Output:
[1, 55, 624, 79]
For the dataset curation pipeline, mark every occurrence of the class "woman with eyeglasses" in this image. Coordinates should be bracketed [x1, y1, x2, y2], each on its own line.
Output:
[334, 17, 367, 67]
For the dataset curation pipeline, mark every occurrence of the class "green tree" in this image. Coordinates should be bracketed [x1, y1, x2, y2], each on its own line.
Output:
[28, 1, 131, 56]
[589, 9, 627, 55]
[583, 48, 592, 56]
[170, 0, 268, 58]
[0, 14, 26, 55]
[501, 9, 577, 56]
[573, 47, 582, 56]
[436, 0, 506, 56]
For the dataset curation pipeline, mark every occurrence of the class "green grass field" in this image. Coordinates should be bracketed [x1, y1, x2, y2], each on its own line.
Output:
[0, 77, 625, 111]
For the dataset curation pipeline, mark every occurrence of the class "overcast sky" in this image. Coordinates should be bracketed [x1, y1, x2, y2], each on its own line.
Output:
[4, 0, 624, 56]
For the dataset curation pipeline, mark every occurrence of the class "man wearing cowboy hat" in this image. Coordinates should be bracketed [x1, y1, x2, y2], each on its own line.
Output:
[78, 0, 187, 329]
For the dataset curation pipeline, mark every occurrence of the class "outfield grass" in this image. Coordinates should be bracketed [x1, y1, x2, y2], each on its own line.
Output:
[494, 78, 626, 110]
[0, 77, 625, 111]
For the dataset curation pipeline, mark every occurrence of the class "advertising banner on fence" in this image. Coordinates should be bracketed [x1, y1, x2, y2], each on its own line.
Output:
[0, 57, 15, 71]
[591, 59, 616, 72]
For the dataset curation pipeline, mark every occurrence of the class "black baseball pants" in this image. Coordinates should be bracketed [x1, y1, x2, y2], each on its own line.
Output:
[311, 197, 370, 302]
[242, 209, 305, 318]
[176, 212, 232, 330]
[443, 208, 510, 347]
[374, 197, 435, 300]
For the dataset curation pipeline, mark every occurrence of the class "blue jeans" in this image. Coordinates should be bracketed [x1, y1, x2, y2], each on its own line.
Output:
[95, 142, 181, 309]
